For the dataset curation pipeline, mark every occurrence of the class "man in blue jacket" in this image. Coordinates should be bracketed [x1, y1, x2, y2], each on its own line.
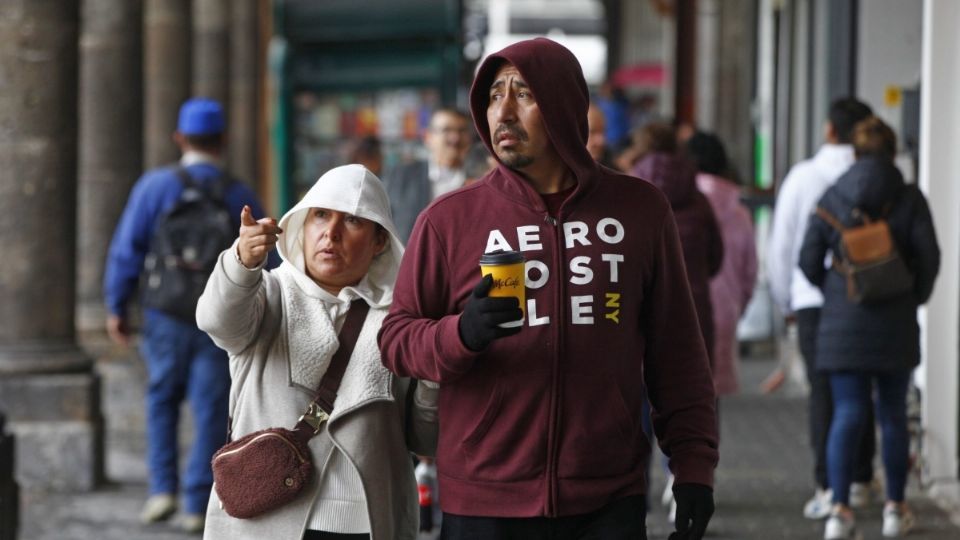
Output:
[104, 98, 276, 533]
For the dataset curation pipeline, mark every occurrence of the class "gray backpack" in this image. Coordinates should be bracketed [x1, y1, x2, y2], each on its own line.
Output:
[142, 168, 235, 321]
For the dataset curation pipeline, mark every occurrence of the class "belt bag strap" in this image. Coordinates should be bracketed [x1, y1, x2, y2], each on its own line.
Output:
[295, 299, 370, 436]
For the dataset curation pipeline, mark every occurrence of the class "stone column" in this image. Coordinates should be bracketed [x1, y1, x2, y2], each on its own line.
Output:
[144, 0, 191, 169]
[715, 0, 757, 184]
[76, 0, 143, 337]
[193, 0, 229, 105]
[695, 0, 720, 131]
[229, 0, 258, 184]
[919, 0, 960, 495]
[0, 0, 104, 491]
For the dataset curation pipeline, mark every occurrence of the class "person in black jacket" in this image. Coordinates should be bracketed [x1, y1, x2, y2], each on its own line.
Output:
[800, 117, 940, 539]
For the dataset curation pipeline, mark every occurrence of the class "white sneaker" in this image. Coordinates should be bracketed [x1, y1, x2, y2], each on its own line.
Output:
[882, 504, 915, 537]
[804, 488, 834, 520]
[140, 493, 177, 524]
[824, 510, 863, 540]
[849, 481, 872, 508]
[661, 474, 675, 507]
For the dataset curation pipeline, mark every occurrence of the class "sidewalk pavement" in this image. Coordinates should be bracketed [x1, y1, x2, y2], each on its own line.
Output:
[17, 343, 960, 539]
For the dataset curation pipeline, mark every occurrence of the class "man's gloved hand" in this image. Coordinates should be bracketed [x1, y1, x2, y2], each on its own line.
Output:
[457, 274, 523, 352]
[671, 483, 714, 540]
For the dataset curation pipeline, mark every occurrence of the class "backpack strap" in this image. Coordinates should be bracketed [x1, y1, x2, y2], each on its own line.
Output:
[173, 167, 197, 191]
[815, 206, 853, 276]
[815, 206, 846, 232]
[207, 170, 233, 202]
[174, 166, 232, 202]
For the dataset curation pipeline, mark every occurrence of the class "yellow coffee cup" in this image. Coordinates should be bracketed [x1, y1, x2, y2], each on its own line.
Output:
[479, 250, 525, 328]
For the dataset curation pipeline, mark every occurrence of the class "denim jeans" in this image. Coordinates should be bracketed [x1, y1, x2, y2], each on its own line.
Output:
[797, 308, 875, 489]
[826, 369, 911, 505]
[440, 495, 647, 540]
[140, 310, 230, 514]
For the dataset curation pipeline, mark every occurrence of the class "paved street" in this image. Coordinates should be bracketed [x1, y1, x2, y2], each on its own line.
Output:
[17, 345, 960, 539]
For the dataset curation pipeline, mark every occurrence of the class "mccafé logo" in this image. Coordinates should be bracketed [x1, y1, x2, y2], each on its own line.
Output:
[492, 276, 522, 289]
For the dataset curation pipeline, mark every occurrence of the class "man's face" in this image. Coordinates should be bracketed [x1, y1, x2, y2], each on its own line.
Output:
[586, 105, 606, 161]
[486, 64, 551, 170]
[424, 111, 471, 168]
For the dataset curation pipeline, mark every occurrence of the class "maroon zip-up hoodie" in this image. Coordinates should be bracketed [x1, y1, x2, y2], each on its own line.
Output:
[379, 38, 718, 518]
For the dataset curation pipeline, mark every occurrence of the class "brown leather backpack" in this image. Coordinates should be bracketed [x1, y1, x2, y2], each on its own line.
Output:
[815, 206, 914, 304]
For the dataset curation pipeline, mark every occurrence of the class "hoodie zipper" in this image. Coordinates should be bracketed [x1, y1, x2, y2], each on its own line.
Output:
[545, 210, 564, 517]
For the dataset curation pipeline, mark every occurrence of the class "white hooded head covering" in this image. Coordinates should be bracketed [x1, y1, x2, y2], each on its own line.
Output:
[275, 164, 404, 307]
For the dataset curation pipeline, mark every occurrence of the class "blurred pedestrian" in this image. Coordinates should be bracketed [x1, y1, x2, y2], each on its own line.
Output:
[687, 131, 757, 397]
[379, 38, 718, 540]
[616, 121, 676, 173]
[463, 141, 497, 186]
[384, 108, 472, 241]
[767, 98, 878, 520]
[197, 164, 437, 539]
[634, 147, 724, 523]
[629, 93, 660, 131]
[800, 116, 940, 540]
[103, 98, 277, 533]
[634, 151, 724, 371]
[347, 135, 384, 177]
[586, 102, 614, 168]
[595, 80, 631, 152]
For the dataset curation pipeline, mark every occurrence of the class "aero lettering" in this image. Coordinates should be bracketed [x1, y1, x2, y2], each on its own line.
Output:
[483, 218, 626, 326]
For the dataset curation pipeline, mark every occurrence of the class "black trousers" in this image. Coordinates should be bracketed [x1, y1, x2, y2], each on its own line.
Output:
[440, 495, 647, 540]
[302, 531, 368, 540]
[797, 308, 875, 488]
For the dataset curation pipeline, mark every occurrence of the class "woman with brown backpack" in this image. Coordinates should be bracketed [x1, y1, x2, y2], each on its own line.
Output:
[800, 117, 940, 539]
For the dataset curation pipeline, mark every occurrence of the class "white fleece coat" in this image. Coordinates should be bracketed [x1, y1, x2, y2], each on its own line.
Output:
[197, 165, 437, 540]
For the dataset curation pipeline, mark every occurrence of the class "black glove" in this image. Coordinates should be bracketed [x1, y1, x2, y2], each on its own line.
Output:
[672, 483, 714, 540]
[457, 274, 523, 352]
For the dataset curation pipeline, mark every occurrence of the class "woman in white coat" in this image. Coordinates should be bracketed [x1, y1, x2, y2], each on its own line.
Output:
[197, 164, 437, 540]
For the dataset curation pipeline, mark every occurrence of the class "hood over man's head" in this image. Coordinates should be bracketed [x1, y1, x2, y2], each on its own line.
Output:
[469, 38, 597, 181]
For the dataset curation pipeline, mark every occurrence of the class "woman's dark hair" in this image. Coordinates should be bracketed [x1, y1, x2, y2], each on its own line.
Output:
[634, 122, 676, 157]
[852, 116, 897, 161]
[685, 131, 729, 176]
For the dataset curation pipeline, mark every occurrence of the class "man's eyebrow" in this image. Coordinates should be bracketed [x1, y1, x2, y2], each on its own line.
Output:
[489, 78, 530, 93]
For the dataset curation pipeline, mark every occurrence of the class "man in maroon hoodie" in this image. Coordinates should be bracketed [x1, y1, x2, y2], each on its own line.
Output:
[379, 38, 718, 539]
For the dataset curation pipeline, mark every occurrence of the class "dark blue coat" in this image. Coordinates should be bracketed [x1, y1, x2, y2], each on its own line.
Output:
[799, 157, 940, 373]
[384, 160, 431, 243]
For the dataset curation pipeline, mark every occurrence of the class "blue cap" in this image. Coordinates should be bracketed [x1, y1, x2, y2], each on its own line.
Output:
[177, 98, 225, 136]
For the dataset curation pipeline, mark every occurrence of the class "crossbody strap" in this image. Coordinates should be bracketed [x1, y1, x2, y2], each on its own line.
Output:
[295, 299, 370, 436]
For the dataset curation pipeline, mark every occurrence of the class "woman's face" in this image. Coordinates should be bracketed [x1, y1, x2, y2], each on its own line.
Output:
[302, 207, 387, 295]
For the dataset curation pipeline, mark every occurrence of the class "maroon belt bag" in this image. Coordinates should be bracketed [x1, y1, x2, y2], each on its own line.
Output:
[211, 300, 369, 519]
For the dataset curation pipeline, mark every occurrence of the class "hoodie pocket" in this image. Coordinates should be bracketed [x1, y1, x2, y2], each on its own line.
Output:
[461, 381, 503, 448]
[445, 370, 550, 482]
[557, 373, 640, 479]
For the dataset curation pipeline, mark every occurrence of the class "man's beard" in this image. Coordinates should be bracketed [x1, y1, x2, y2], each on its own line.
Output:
[495, 149, 534, 169]
[492, 124, 533, 169]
